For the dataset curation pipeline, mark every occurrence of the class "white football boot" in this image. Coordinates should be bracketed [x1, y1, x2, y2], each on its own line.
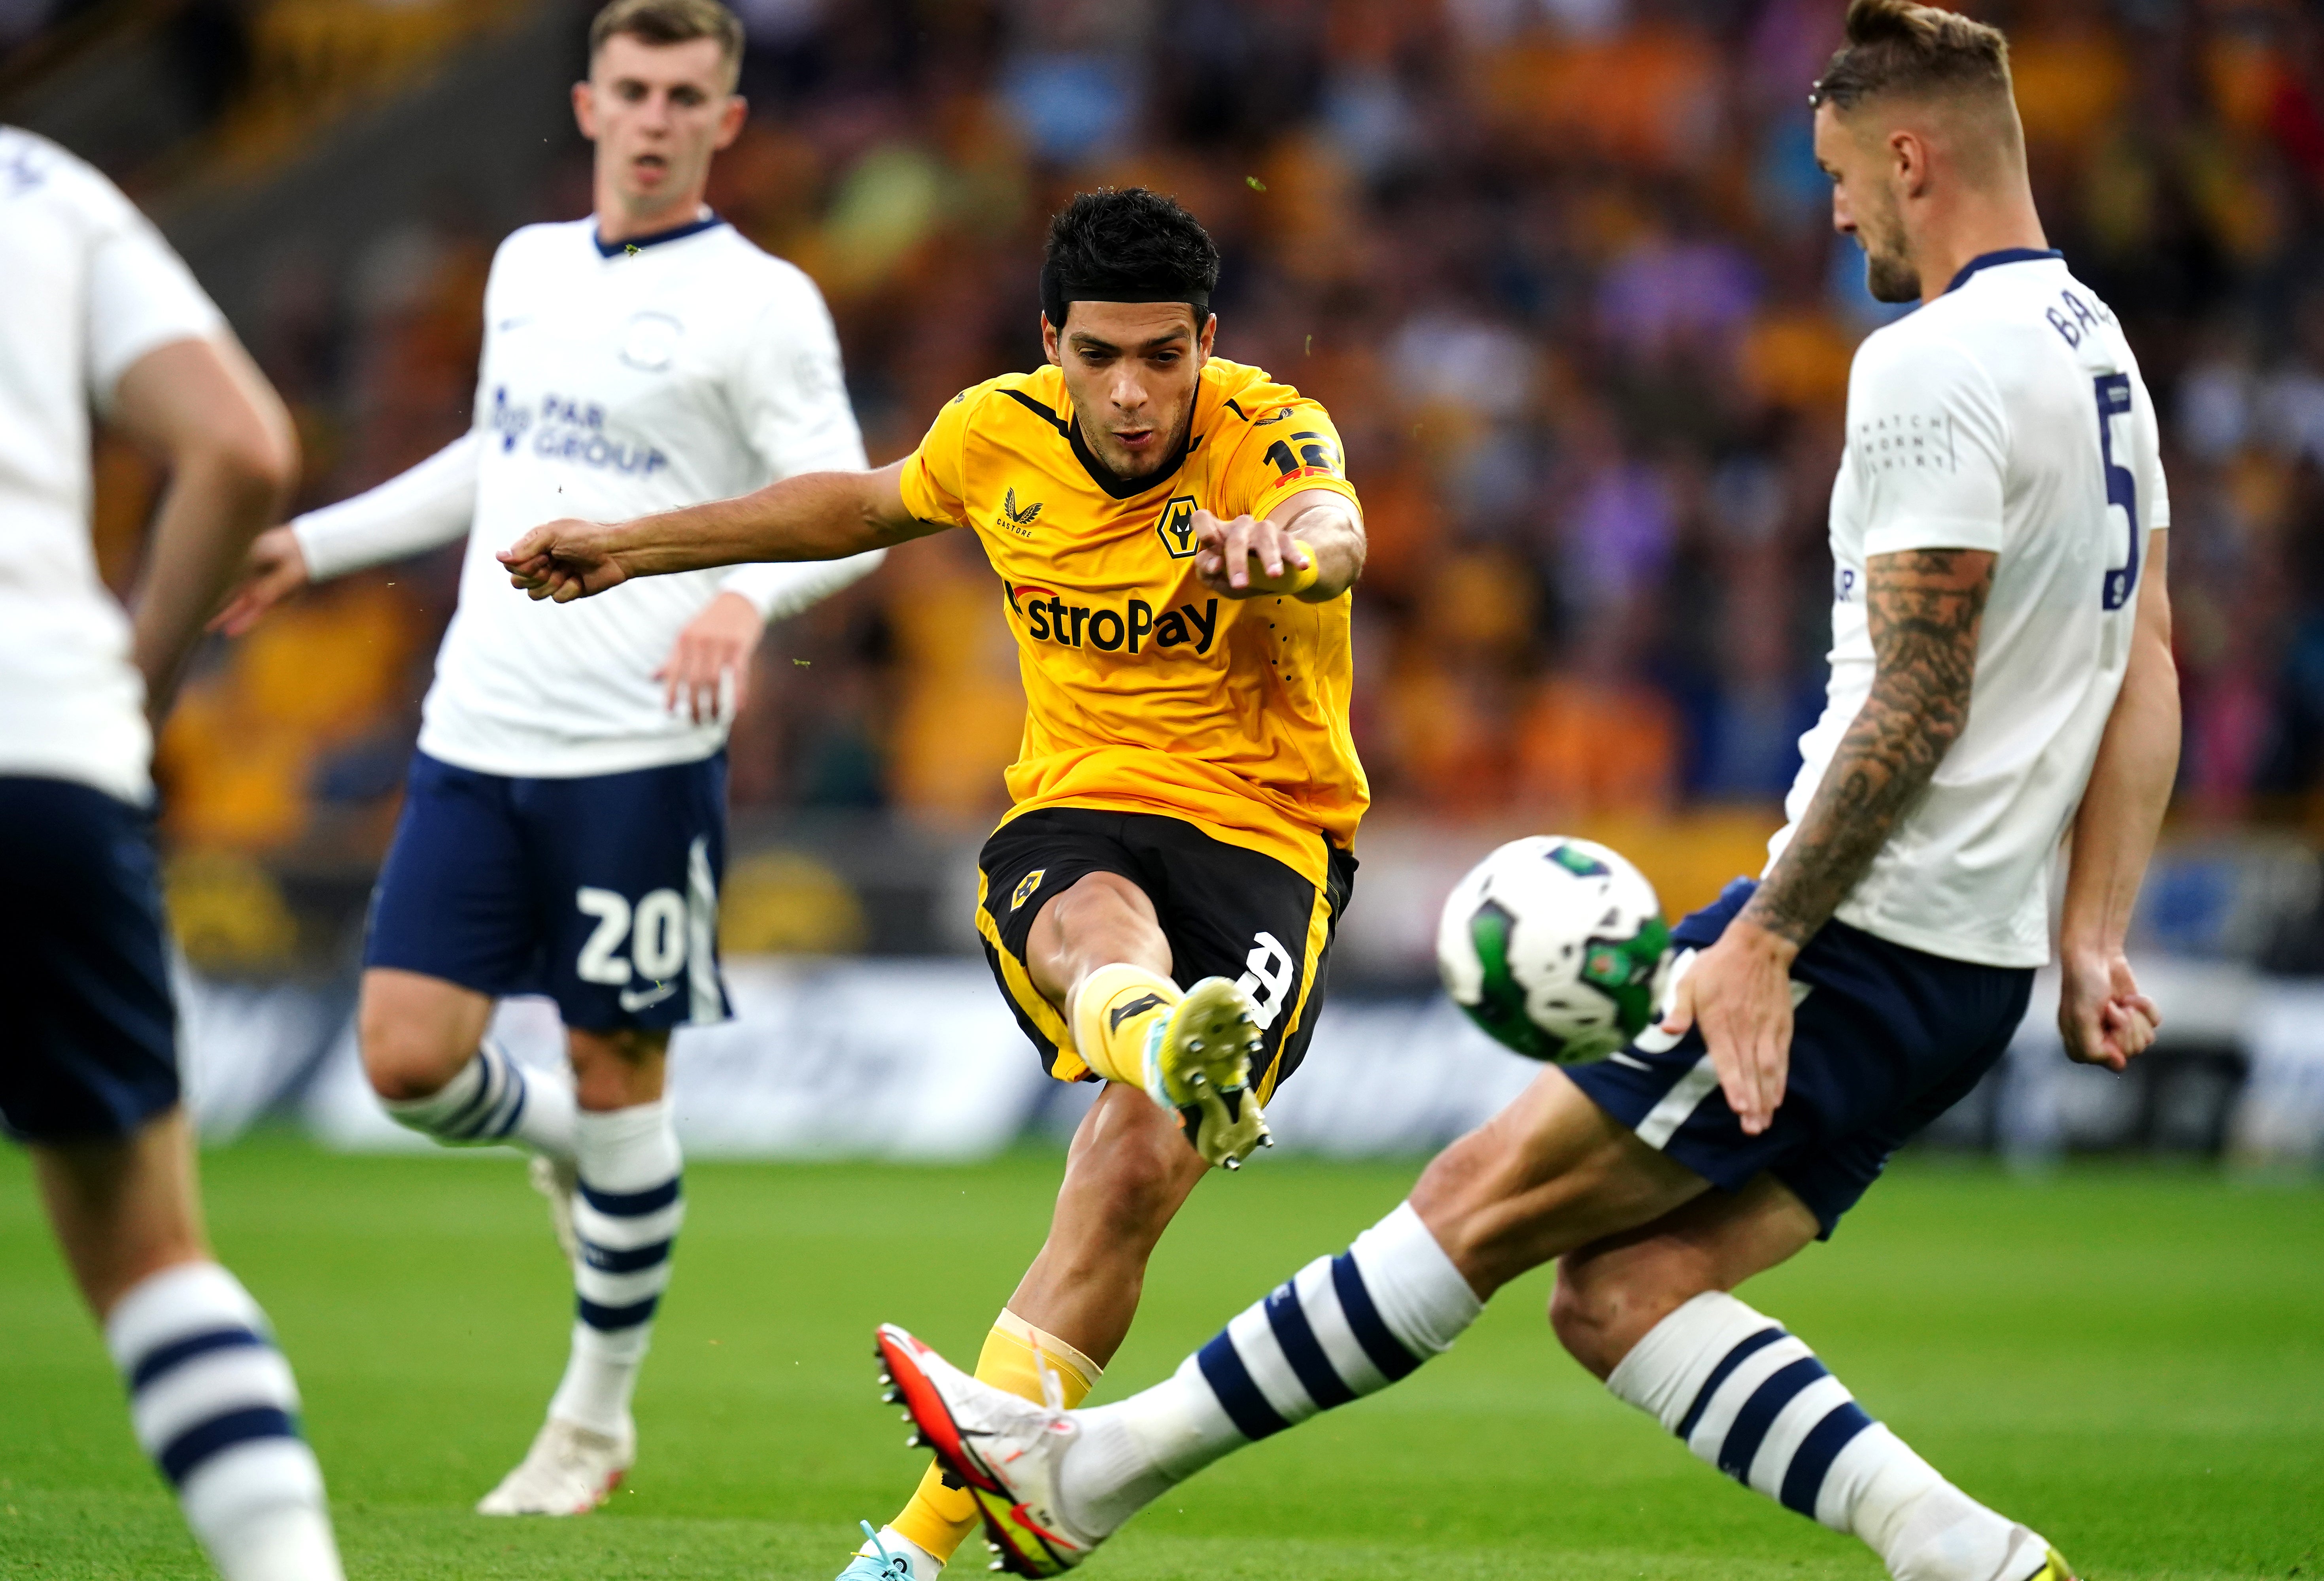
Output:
[528, 1153, 580, 1265]
[875, 1324, 1099, 1577]
[1141, 976, 1272, 1169]
[476, 1416, 634, 1515]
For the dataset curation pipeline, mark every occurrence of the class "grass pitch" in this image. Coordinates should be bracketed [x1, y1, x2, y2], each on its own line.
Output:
[2, 1139, 2318, 1580]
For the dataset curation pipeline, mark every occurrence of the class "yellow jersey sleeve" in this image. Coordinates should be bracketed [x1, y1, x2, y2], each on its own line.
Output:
[1220, 397, 1363, 526]
[896, 387, 977, 528]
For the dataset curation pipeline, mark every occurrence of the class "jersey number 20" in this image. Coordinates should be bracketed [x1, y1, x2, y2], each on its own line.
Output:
[2094, 373, 2139, 611]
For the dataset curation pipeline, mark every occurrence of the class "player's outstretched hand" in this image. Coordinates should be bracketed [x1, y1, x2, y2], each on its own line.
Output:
[2058, 947, 2160, 1072]
[658, 590, 761, 723]
[499, 518, 629, 602]
[1193, 509, 1313, 598]
[1660, 918, 1798, 1136]
[209, 525, 310, 637]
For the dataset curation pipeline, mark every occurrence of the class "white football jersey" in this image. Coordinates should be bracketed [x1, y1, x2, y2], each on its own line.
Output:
[0, 128, 226, 803]
[293, 215, 876, 778]
[1769, 251, 2169, 968]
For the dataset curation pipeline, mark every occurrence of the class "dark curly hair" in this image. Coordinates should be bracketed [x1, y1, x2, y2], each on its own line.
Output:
[1040, 188, 1221, 332]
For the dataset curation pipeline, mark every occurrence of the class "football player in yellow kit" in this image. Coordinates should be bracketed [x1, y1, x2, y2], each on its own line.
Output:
[500, 187, 1367, 1581]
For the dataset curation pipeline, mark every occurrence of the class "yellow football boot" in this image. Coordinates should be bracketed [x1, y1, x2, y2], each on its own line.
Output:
[1140, 975, 1271, 1168]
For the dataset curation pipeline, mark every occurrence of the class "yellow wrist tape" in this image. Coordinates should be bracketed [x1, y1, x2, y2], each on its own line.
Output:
[1247, 538, 1320, 596]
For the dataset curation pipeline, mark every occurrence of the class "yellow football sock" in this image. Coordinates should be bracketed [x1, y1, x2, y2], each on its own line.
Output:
[1068, 963, 1182, 1088]
[887, 1311, 1102, 1561]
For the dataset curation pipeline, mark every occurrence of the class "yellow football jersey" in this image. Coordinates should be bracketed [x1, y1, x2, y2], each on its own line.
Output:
[897, 357, 1368, 887]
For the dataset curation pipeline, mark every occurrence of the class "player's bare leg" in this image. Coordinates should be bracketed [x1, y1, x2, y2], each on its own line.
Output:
[360, 964, 582, 1277]
[358, 967, 577, 1158]
[884, 1068, 2072, 1581]
[1029, 870, 1172, 992]
[855, 873, 1253, 1578]
[481, 1024, 676, 1516]
[34, 1107, 210, 1316]
[1006, 1085, 1207, 1364]
[1544, 1173, 1817, 1379]
[1403, 1065, 1710, 1296]
[35, 1111, 344, 1581]
[358, 966, 492, 1103]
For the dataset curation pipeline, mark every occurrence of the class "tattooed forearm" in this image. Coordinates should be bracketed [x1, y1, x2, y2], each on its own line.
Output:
[1741, 547, 1997, 947]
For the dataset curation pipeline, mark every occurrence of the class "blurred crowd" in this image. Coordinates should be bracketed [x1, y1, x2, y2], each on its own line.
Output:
[93, 0, 2324, 865]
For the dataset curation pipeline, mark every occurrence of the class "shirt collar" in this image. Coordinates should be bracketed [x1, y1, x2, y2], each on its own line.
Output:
[1943, 247, 2063, 295]
[593, 212, 723, 259]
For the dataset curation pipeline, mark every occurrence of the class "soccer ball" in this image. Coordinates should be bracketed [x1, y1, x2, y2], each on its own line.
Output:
[1436, 836, 1673, 1064]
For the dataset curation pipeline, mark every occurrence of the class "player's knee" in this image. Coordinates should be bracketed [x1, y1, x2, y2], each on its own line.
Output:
[1073, 1132, 1196, 1250]
[1096, 1151, 1185, 1237]
[567, 1027, 665, 1110]
[1547, 1261, 1627, 1379]
[1550, 1252, 1709, 1381]
[1035, 874, 1169, 993]
[356, 1006, 470, 1103]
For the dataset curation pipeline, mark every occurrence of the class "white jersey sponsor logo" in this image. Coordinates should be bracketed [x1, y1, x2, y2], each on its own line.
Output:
[292, 217, 874, 779]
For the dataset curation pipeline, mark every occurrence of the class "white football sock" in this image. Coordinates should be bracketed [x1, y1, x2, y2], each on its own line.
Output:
[1061, 1201, 1481, 1536]
[1606, 1292, 2047, 1581]
[380, 1037, 574, 1157]
[106, 1262, 345, 1581]
[547, 1099, 682, 1435]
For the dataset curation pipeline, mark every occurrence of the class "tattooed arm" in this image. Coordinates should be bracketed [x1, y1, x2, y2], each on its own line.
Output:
[1746, 548, 1997, 941]
[1662, 547, 1997, 1134]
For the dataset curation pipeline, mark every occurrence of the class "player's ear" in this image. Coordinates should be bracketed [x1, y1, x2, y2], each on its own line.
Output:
[572, 79, 598, 140]
[1041, 314, 1062, 367]
[1196, 313, 1217, 360]
[1889, 127, 1928, 198]
[714, 94, 747, 149]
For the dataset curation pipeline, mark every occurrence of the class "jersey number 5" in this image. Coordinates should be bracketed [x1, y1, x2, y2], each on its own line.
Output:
[2094, 373, 2139, 610]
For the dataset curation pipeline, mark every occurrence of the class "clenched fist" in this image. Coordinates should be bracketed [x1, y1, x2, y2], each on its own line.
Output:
[499, 518, 629, 602]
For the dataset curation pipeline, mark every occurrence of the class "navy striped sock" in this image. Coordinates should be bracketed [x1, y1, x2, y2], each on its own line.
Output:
[383, 1040, 534, 1144]
[1610, 1293, 1882, 1523]
[1060, 1203, 1478, 1534]
[106, 1263, 342, 1581]
[1607, 1292, 2039, 1578]
[550, 1101, 682, 1434]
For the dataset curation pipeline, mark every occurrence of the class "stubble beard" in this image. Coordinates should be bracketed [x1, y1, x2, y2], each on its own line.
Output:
[1081, 405, 1193, 484]
[1861, 209, 1922, 303]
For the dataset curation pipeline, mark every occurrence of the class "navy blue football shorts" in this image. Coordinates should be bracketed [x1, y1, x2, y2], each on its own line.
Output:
[0, 777, 181, 1143]
[365, 750, 732, 1032]
[1565, 879, 2034, 1238]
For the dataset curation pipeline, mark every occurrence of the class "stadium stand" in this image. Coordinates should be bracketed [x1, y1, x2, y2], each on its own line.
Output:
[7, 0, 2324, 1162]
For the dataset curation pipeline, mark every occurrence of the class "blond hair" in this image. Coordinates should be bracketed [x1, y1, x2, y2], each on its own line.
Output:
[1809, 0, 2012, 111]
[588, 0, 743, 84]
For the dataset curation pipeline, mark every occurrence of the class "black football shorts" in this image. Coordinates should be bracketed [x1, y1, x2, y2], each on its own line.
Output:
[975, 806, 1357, 1098]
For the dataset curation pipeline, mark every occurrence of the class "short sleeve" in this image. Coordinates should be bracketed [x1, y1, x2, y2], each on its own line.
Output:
[2129, 358, 2170, 533]
[1222, 398, 1362, 526]
[1846, 335, 2007, 559]
[896, 387, 977, 528]
[733, 271, 868, 481]
[84, 200, 223, 402]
